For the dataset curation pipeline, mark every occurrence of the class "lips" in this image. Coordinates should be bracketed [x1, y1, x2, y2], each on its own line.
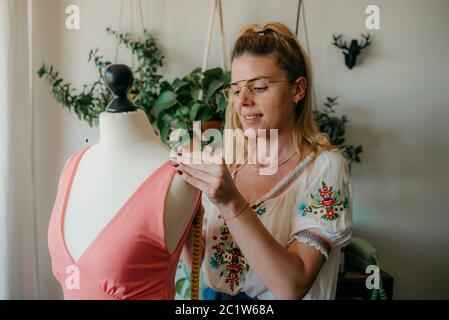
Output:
[242, 113, 263, 121]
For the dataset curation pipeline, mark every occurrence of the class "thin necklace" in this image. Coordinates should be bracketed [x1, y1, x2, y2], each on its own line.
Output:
[248, 150, 298, 172]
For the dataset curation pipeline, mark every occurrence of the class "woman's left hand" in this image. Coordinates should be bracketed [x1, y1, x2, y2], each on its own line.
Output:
[170, 146, 246, 214]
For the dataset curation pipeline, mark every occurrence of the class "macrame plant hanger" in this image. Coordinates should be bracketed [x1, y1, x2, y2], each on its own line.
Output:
[190, 0, 228, 301]
[295, 0, 317, 111]
[199, 0, 228, 99]
[114, 0, 146, 102]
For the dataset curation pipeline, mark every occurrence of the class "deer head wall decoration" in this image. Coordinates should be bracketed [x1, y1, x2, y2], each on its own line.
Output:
[332, 33, 372, 69]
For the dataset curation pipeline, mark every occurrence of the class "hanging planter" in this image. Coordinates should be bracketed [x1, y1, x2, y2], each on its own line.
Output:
[154, 67, 230, 147]
[155, 0, 230, 151]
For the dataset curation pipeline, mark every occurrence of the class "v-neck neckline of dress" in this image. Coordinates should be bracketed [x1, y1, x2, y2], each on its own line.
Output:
[59, 146, 170, 265]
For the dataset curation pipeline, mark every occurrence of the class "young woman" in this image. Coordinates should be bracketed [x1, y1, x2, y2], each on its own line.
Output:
[176, 22, 352, 300]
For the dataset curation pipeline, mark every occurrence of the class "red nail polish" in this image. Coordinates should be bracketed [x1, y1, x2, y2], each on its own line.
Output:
[177, 170, 183, 175]
[170, 161, 179, 167]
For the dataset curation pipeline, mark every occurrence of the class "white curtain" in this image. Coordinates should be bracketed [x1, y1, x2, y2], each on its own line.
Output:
[0, 0, 39, 299]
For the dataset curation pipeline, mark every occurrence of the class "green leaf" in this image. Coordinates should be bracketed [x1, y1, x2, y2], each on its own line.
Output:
[53, 79, 63, 87]
[160, 125, 170, 144]
[147, 112, 155, 123]
[197, 107, 214, 121]
[176, 120, 188, 129]
[37, 65, 46, 77]
[191, 88, 201, 101]
[180, 106, 190, 116]
[217, 95, 228, 112]
[203, 67, 223, 79]
[173, 79, 188, 91]
[190, 67, 202, 75]
[222, 71, 231, 84]
[189, 103, 202, 120]
[78, 95, 92, 105]
[333, 138, 345, 145]
[206, 79, 224, 99]
[164, 113, 176, 123]
[175, 278, 187, 295]
[354, 145, 363, 154]
[157, 117, 165, 132]
[155, 91, 177, 110]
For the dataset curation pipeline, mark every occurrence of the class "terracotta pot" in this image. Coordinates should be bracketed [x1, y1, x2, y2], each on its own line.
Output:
[201, 120, 222, 131]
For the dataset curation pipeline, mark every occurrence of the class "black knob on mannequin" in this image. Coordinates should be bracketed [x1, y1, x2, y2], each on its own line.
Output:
[104, 64, 138, 113]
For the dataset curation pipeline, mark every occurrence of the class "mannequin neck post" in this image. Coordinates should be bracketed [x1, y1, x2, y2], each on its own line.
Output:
[98, 109, 159, 147]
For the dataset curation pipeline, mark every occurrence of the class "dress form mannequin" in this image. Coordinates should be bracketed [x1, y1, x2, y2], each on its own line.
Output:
[63, 64, 200, 261]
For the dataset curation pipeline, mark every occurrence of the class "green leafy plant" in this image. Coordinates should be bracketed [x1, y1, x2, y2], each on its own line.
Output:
[154, 67, 230, 145]
[37, 28, 164, 126]
[314, 96, 363, 170]
[37, 28, 230, 148]
[175, 262, 192, 300]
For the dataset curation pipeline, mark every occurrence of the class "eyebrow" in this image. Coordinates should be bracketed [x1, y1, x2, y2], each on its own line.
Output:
[229, 76, 269, 86]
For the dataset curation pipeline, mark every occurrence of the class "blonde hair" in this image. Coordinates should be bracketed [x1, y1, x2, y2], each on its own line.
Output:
[224, 21, 338, 171]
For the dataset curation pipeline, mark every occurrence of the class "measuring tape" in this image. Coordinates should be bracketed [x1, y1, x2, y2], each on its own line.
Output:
[190, 205, 204, 300]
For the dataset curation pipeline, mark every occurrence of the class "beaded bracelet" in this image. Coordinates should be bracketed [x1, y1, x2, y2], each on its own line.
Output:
[223, 202, 250, 222]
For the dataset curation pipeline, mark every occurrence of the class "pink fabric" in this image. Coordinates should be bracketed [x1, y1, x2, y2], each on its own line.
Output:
[48, 147, 201, 300]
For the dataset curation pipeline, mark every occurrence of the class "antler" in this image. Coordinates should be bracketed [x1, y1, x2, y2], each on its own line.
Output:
[359, 33, 372, 49]
[332, 34, 349, 51]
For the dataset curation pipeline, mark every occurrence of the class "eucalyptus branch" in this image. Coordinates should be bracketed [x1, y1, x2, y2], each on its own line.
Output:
[314, 96, 364, 171]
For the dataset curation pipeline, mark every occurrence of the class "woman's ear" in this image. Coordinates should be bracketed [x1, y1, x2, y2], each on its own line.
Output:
[292, 76, 307, 104]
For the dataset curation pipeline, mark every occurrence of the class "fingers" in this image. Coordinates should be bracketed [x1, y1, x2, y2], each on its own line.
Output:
[175, 165, 212, 193]
[177, 157, 224, 178]
[170, 143, 228, 182]
[172, 153, 220, 185]
[180, 163, 220, 180]
[179, 164, 220, 188]
[174, 144, 223, 165]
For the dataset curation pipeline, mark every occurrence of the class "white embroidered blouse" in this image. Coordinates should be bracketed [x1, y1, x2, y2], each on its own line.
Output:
[201, 150, 353, 300]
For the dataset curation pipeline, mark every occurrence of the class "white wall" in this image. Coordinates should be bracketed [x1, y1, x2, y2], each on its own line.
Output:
[32, 0, 449, 299]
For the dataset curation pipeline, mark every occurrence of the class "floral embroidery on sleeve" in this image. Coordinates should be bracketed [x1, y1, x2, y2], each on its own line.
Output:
[298, 181, 349, 221]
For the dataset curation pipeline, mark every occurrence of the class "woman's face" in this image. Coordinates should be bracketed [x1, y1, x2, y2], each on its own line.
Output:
[230, 53, 306, 136]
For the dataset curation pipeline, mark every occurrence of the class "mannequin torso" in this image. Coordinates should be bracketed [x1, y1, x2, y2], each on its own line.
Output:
[63, 109, 200, 261]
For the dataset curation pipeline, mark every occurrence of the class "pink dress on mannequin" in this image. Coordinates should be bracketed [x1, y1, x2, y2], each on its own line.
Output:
[48, 147, 201, 300]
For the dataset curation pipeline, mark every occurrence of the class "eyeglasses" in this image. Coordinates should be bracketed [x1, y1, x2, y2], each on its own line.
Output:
[222, 77, 294, 102]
